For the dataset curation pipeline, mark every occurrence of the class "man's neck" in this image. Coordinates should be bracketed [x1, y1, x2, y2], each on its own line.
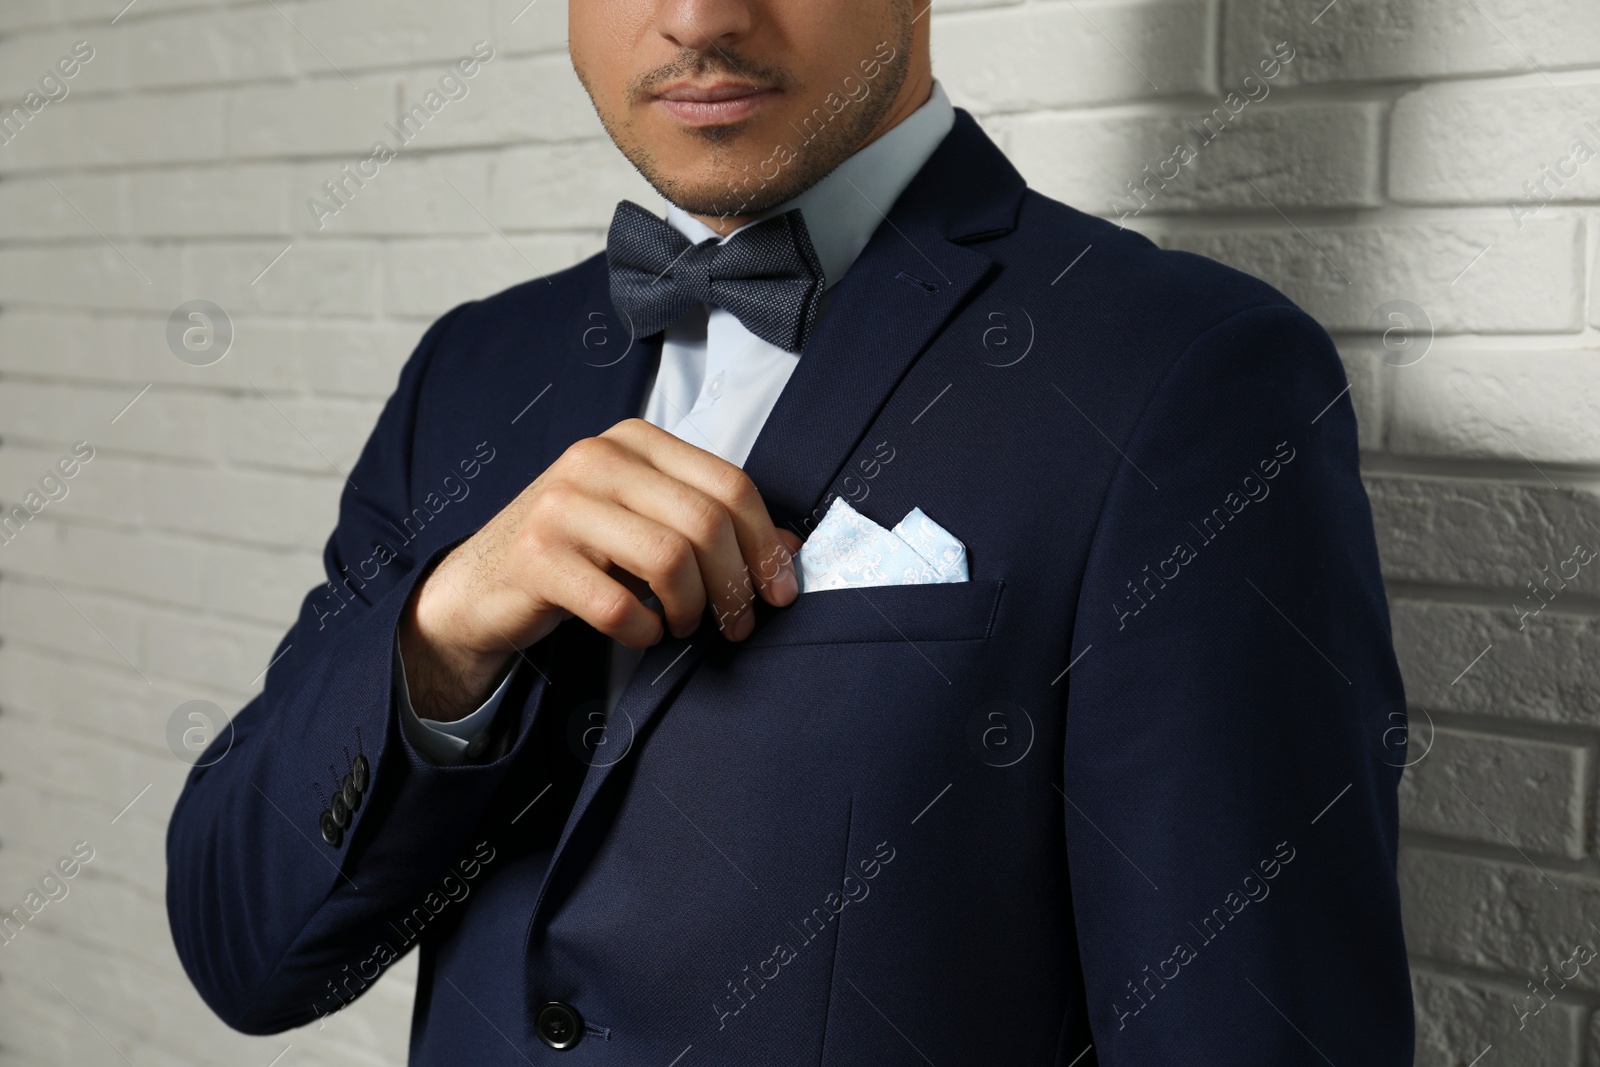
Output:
[690, 70, 936, 237]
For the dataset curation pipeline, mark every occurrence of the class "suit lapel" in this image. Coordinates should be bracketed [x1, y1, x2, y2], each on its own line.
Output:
[527, 111, 1028, 922]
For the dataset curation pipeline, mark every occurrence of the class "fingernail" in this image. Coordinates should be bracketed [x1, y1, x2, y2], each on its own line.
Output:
[733, 607, 755, 641]
[773, 565, 798, 604]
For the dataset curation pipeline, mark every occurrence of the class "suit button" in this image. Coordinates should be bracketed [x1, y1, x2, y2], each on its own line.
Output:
[319, 810, 342, 847]
[535, 1001, 582, 1050]
[352, 754, 370, 792]
[465, 734, 488, 759]
[330, 791, 350, 828]
[342, 772, 361, 812]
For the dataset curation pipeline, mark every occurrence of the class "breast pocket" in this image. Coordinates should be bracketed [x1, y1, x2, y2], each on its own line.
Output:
[739, 578, 1005, 648]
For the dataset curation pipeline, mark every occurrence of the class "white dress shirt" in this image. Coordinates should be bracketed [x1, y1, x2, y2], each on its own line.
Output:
[400, 81, 956, 764]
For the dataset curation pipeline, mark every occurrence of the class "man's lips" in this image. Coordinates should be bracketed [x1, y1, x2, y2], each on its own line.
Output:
[653, 82, 776, 126]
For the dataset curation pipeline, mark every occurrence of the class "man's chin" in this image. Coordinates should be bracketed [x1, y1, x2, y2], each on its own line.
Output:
[643, 163, 805, 222]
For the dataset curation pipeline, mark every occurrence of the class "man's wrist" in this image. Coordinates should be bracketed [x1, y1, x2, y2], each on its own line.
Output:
[399, 572, 514, 723]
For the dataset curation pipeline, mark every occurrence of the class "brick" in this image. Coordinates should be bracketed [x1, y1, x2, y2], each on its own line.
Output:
[1166, 216, 1584, 333]
[126, 163, 294, 237]
[3, 379, 214, 463]
[138, 461, 340, 549]
[1365, 474, 1600, 590]
[289, 0, 494, 74]
[226, 317, 417, 398]
[393, 53, 602, 149]
[0, 444, 336, 549]
[226, 74, 401, 160]
[295, 152, 492, 237]
[491, 140, 663, 231]
[143, 609, 285, 692]
[0, 3, 62, 34]
[181, 240, 380, 316]
[0, 776, 166, 882]
[0, 90, 226, 172]
[117, 6, 295, 90]
[1392, 82, 1600, 206]
[1398, 727, 1587, 858]
[1592, 247, 1600, 330]
[0, 711, 175, 809]
[0, 311, 416, 400]
[0, 577, 148, 678]
[0, 446, 147, 537]
[0, 244, 187, 312]
[1412, 968, 1582, 1067]
[1400, 849, 1600, 995]
[932, 0, 1215, 110]
[0, 172, 123, 241]
[0, 643, 202, 749]
[57, 0, 257, 18]
[491, 0, 570, 56]
[382, 233, 599, 319]
[0, 982, 135, 1067]
[1391, 598, 1600, 728]
[932, 0, 1022, 10]
[230, 392, 384, 474]
[0, 30, 116, 104]
[0, 515, 204, 610]
[1006, 101, 1380, 215]
[201, 540, 323, 624]
[1389, 348, 1600, 465]
[1225, 0, 1600, 84]
[0, 519, 319, 627]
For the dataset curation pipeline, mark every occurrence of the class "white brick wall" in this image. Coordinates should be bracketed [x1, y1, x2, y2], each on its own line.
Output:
[0, 1, 1594, 1063]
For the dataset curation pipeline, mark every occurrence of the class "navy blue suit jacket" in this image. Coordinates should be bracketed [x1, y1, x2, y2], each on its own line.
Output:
[167, 110, 1413, 1064]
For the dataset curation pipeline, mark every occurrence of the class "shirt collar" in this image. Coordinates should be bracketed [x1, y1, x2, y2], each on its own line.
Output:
[663, 80, 955, 291]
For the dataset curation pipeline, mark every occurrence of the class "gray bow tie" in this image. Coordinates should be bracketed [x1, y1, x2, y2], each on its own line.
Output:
[605, 199, 826, 354]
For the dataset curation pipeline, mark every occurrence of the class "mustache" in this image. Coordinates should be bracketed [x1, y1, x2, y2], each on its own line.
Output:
[628, 47, 797, 100]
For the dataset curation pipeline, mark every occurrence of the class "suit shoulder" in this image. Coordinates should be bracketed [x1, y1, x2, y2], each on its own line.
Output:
[985, 189, 1342, 442]
[1002, 189, 1300, 338]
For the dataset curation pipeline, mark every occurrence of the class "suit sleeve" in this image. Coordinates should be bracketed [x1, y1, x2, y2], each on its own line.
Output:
[165, 302, 553, 1034]
[1063, 303, 1413, 1062]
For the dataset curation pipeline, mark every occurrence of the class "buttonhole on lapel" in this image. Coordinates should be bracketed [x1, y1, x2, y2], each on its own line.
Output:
[895, 270, 939, 295]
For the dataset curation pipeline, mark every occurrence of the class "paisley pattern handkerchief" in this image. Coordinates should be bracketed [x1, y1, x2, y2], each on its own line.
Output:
[795, 497, 968, 593]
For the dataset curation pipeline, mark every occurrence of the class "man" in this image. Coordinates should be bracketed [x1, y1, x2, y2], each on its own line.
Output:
[168, 1, 1414, 1063]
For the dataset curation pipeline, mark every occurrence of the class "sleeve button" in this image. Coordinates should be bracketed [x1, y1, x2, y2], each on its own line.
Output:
[319, 810, 343, 848]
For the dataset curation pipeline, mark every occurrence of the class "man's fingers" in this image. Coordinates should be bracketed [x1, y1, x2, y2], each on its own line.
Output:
[598, 463, 774, 638]
[549, 494, 710, 639]
[602, 420, 799, 620]
[545, 550, 666, 649]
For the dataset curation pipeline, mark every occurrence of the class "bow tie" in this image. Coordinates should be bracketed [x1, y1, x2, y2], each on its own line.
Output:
[605, 199, 826, 354]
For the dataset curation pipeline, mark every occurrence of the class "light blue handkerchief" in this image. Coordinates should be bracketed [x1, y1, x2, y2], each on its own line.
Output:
[795, 497, 968, 593]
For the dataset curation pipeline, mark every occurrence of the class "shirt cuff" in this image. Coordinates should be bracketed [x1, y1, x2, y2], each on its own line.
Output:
[394, 630, 519, 766]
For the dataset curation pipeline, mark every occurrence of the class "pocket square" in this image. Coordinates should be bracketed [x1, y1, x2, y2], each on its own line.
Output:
[795, 497, 968, 593]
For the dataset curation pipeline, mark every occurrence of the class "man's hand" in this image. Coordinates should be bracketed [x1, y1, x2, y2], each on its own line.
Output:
[398, 419, 804, 722]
